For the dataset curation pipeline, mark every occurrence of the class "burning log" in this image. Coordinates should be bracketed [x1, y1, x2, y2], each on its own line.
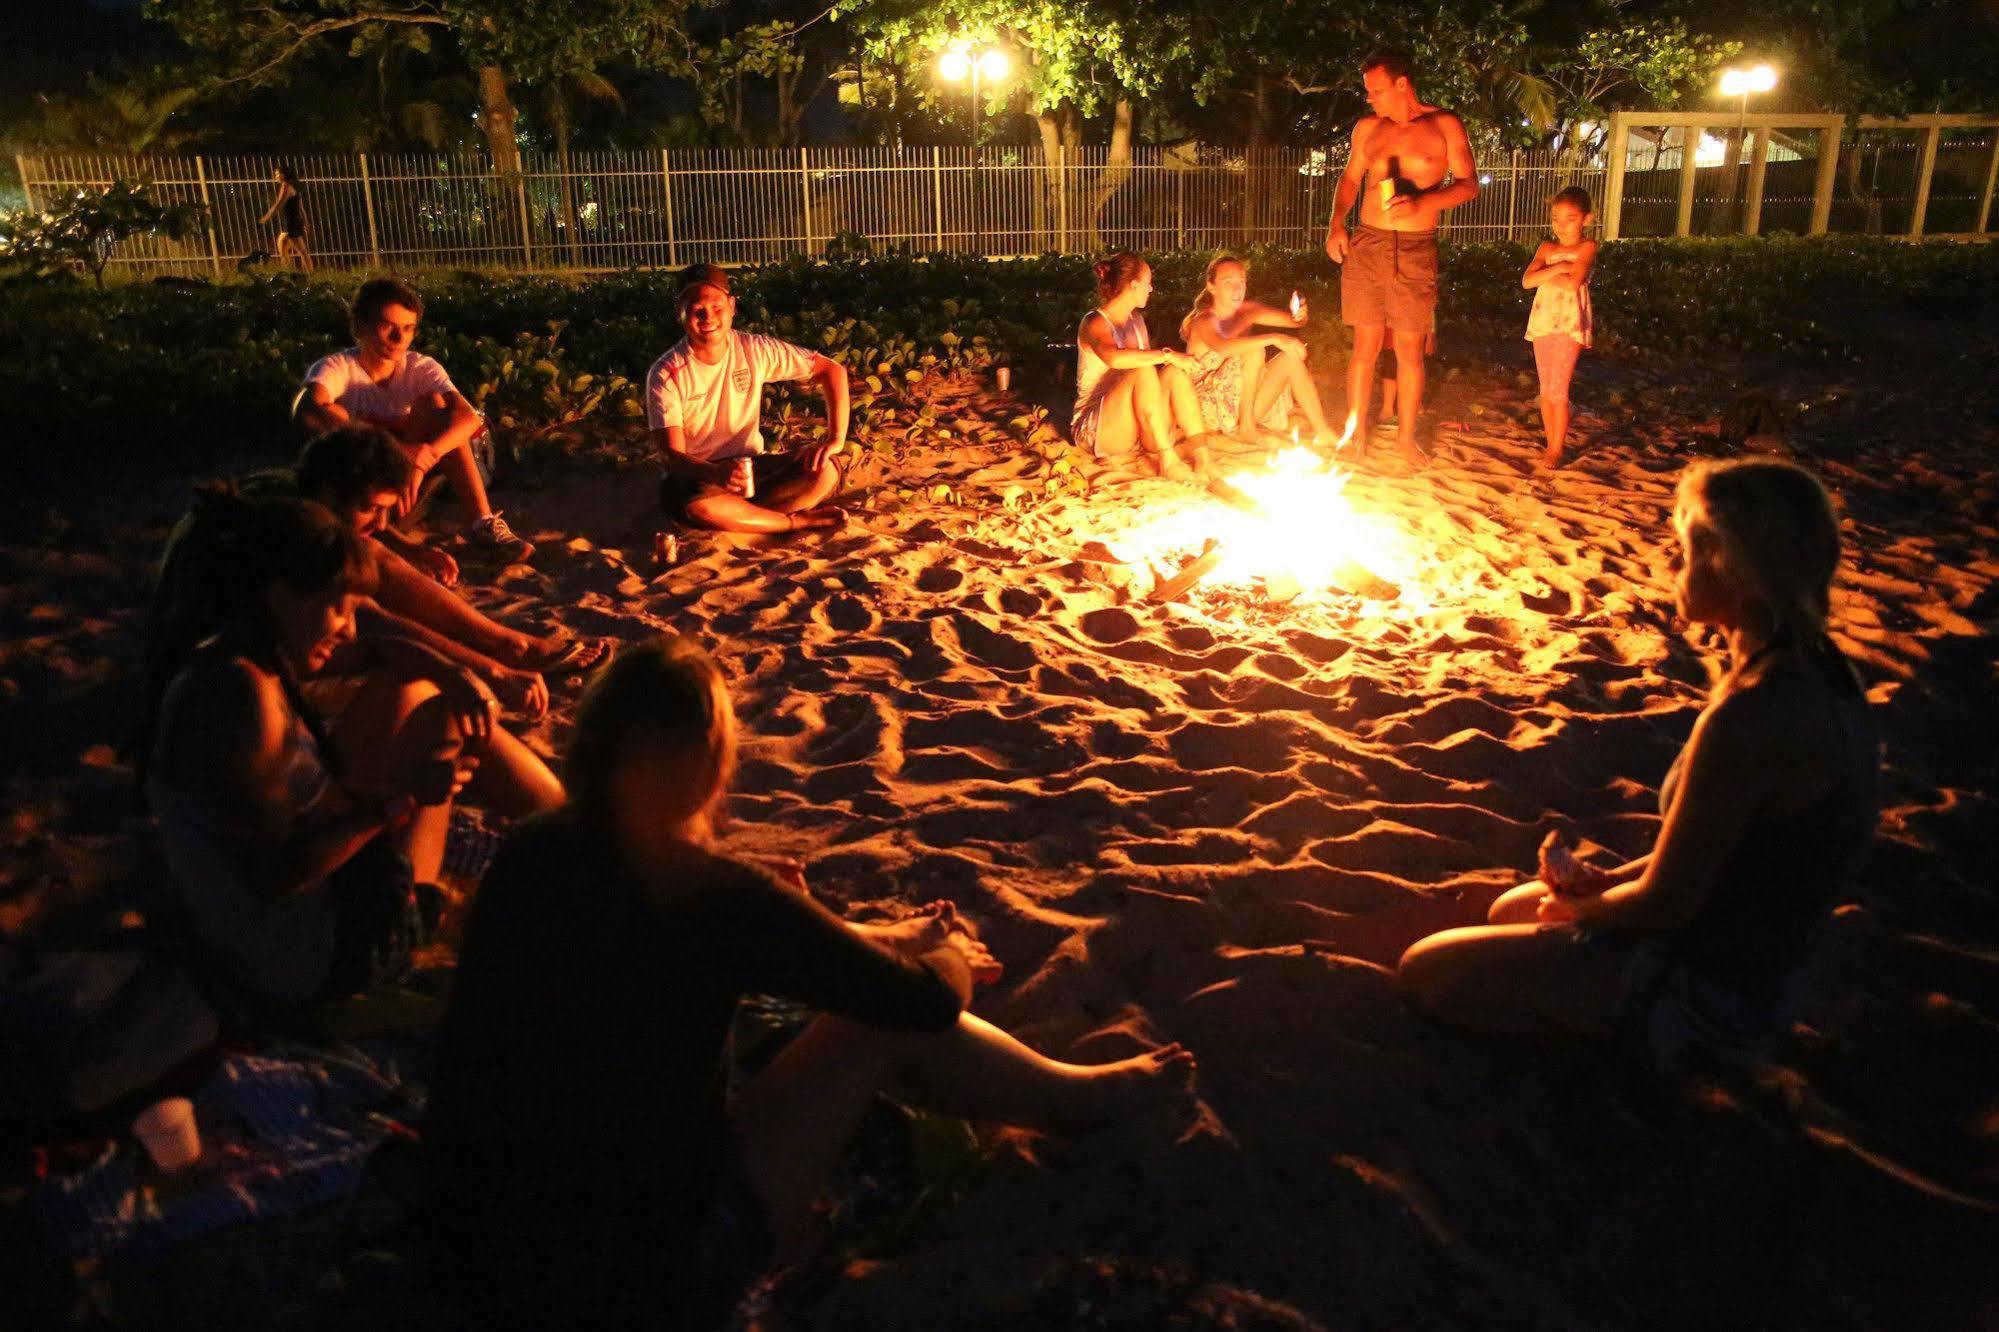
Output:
[1149, 539, 1224, 604]
[1328, 559, 1400, 602]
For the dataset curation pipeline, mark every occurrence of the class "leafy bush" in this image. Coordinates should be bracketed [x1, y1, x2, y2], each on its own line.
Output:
[2, 238, 1993, 481]
[0, 181, 206, 290]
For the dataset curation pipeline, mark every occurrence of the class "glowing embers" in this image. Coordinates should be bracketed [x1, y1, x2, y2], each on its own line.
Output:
[1105, 448, 1423, 608]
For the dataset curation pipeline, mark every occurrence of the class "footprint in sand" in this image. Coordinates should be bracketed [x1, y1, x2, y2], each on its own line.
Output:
[947, 614, 1040, 672]
[1078, 607, 1141, 644]
[999, 587, 1042, 617]
[1165, 718, 1299, 774]
[916, 563, 964, 593]
[818, 592, 877, 632]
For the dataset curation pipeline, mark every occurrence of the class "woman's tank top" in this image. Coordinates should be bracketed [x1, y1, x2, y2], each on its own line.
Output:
[1073, 308, 1149, 419]
[146, 665, 340, 1006]
[1657, 641, 1878, 1007]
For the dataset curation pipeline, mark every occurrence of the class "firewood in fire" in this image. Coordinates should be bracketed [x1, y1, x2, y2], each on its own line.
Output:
[1149, 539, 1224, 604]
[1329, 559, 1400, 601]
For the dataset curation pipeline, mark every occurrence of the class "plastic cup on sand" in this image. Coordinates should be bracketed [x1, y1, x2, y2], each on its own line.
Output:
[996, 366, 1012, 392]
[133, 1097, 201, 1173]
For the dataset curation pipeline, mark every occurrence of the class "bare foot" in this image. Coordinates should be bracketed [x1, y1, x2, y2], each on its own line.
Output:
[1063, 1043, 1198, 1127]
[1537, 446, 1564, 470]
[788, 505, 847, 532]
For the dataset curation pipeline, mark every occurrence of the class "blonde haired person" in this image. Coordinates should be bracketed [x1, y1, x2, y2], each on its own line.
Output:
[426, 635, 1195, 1323]
[1399, 459, 1878, 1071]
[1179, 254, 1334, 447]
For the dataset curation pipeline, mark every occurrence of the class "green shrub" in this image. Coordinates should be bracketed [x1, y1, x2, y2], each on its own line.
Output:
[3, 238, 1992, 479]
[0, 181, 206, 290]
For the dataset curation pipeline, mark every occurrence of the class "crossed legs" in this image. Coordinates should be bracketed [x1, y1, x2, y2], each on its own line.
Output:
[1396, 882, 1627, 1038]
[682, 457, 844, 534]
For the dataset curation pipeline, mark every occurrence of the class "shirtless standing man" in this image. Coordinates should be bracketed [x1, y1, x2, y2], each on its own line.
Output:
[1325, 51, 1479, 464]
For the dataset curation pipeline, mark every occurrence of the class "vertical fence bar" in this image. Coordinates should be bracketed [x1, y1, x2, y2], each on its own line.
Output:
[1056, 145, 1069, 252]
[660, 149, 679, 266]
[1909, 124, 1941, 237]
[1602, 113, 1628, 240]
[193, 156, 221, 276]
[1976, 127, 1999, 234]
[514, 165, 534, 266]
[1506, 148, 1519, 239]
[1744, 127, 1771, 235]
[932, 146, 944, 250]
[798, 146, 813, 255]
[14, 154, 33, 213]
[1675, 126, 1700, 236]
[358, 153, 382, 267]
[1811, 125, 1841, 236]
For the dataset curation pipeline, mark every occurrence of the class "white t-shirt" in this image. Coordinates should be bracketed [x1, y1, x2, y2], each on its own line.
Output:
[303, 348, 460, 423]
[645, 331, 817, 463]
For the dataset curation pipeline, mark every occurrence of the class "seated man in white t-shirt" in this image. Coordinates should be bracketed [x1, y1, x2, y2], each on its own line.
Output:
[647, 268, 849, 534]
[296, 278, 533, 560]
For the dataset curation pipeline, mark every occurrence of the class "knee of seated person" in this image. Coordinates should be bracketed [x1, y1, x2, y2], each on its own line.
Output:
[1395, 935, 1460, 1015]
[681, 495, 732, 530]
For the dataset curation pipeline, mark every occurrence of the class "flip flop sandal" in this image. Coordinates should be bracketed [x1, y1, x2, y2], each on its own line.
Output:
[532, 636, 611, 676]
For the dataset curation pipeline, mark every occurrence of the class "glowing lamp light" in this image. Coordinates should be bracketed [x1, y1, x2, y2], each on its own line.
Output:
[939, 49, 972, 82]
[1720, 64, 1778, 97]
[977, 49, 1011, 83]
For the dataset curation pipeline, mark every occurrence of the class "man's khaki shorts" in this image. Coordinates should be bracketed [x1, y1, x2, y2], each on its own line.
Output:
[1341, 225, 1439, 334]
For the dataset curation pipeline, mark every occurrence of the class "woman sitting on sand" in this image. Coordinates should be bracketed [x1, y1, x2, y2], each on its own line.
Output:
[1073, 252, 1214, 480]
[136, 487, 545, 1014]
[424, 635, 1195, 1323]
[1399, 459, 1878, 1070]
[1180, 255, 1334, 447]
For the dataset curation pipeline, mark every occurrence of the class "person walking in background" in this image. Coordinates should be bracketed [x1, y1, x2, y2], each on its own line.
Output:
[1521, 187, 1598, 469]
[259, 165, 313, 272]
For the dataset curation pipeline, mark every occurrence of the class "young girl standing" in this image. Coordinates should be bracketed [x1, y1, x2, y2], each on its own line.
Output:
[1521, 187, 1596, 469]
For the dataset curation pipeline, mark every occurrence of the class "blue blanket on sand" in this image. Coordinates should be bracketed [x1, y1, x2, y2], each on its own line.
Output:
[36, 1052, 399, 1259]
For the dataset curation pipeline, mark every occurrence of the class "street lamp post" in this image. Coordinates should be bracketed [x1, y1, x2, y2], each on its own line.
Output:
[1718, 64, 1778, 231]
[939, 45, 1010, 253]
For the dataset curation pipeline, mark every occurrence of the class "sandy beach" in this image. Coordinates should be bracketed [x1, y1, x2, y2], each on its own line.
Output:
[3, 319, 1997, 1326]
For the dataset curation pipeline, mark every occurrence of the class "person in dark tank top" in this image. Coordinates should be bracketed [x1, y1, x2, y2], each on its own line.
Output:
[1398, 458, 1879, 1071]
[423, 635, 1197, 1323]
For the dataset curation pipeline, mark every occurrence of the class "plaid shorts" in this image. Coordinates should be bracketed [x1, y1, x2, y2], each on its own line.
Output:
[1342, 225, 1439, 334]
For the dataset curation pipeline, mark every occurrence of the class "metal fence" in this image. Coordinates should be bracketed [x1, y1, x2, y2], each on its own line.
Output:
[17, 143, 1604, 276]
[1602, 111, 1999, 240]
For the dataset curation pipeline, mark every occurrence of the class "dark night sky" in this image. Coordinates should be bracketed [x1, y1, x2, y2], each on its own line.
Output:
[0, 0, 183, 109]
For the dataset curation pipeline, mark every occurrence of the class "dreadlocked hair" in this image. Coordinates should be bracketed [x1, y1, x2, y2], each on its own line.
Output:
[132, 483, 372, 800]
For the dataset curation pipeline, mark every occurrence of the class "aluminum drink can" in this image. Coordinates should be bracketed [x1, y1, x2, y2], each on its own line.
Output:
[736, 456, 755, 500]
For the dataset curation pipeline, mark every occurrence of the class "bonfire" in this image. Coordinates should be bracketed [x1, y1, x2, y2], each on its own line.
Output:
[1105, 446, 1423, 608]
